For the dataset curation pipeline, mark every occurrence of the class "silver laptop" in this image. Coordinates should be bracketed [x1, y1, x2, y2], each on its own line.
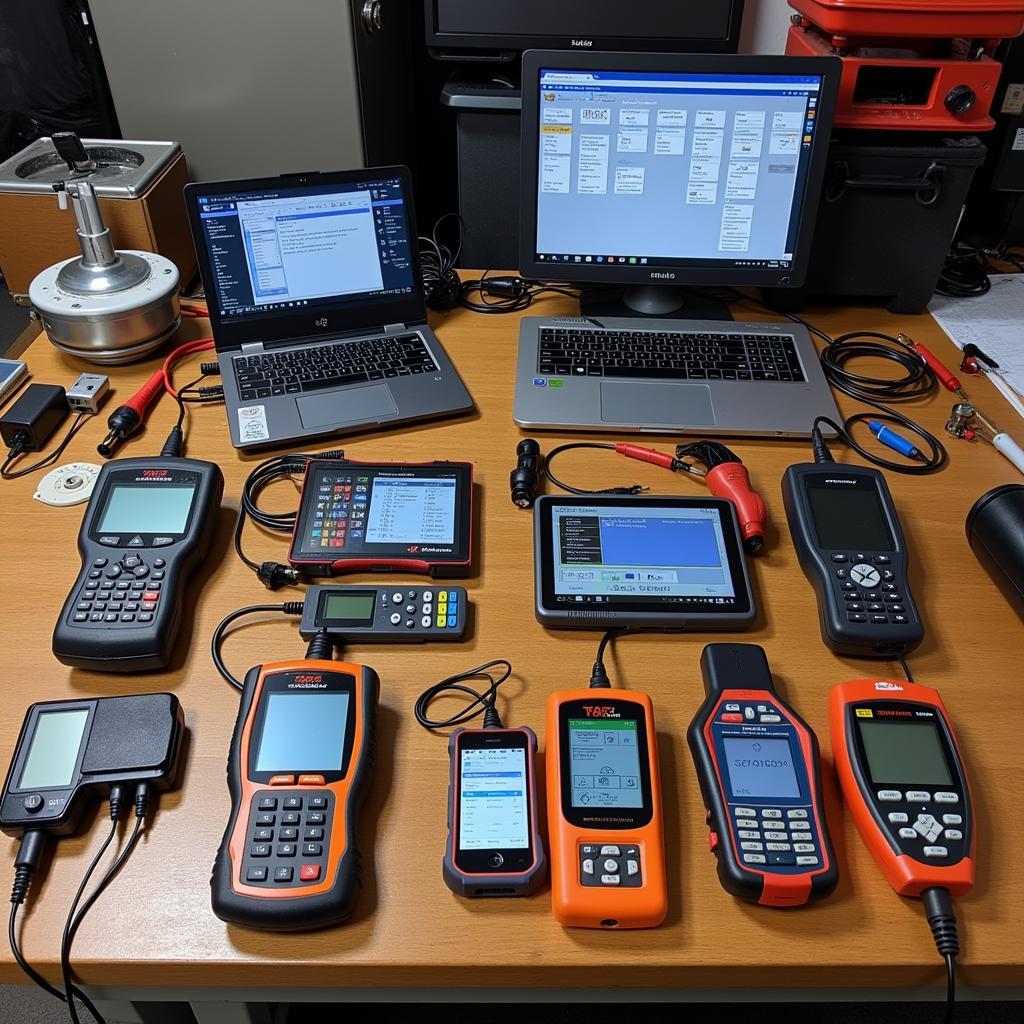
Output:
[513, 315, 841, 437]
[185, 167, 473, 449]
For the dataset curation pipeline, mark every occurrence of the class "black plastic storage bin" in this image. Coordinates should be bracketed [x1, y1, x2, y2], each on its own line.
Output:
[765, 134, 987, 314]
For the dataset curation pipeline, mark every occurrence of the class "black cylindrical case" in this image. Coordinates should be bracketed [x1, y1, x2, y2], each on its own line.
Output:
[967, 484, 1024, 618]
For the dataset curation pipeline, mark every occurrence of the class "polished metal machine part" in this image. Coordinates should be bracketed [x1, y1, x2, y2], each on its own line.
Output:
[28, 180, 180, 364]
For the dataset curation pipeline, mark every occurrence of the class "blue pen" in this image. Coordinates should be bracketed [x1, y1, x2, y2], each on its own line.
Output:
[868, 420, 921, 460]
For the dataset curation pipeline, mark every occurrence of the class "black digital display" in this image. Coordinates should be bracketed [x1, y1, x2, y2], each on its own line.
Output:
[805, 482, 895, 552]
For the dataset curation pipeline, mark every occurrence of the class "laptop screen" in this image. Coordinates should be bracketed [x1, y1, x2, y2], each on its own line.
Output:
[192, 174, 417, 325]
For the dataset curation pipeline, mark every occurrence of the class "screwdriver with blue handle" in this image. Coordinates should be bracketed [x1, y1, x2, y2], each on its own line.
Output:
[868, 420, 924, 462]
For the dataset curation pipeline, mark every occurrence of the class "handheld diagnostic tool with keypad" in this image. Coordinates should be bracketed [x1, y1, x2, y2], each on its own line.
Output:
[289, 460, 472, 577]
[52, 457, 223, 671]
[299, 585, 468, 642]
[688, 644, 838, 907]
[546, 688, 667, 929]
[829, 678, 974, 898]
[211, 658, 379, 931]
[782, 463, 923, 656]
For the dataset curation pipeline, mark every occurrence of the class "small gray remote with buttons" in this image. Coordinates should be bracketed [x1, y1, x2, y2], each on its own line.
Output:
[299, 585, 468, 642]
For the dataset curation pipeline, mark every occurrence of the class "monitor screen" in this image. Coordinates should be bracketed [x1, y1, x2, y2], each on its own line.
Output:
[524, 58, 833, 284]
[193, 175, 416, 324]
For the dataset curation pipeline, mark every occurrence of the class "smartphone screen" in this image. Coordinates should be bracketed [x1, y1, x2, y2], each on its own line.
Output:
[453, 731, 535, 874]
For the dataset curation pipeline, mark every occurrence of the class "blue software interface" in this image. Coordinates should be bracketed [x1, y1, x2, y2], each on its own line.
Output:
[552, 505, 736, 604]
[534, 68, 823, 269]
[196, 177, 416, 320]
[459, 746, 529, 850]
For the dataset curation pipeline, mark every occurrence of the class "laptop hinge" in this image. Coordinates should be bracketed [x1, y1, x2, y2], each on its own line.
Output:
[239, 341, 265, 354]
[383, 322, 408, 334]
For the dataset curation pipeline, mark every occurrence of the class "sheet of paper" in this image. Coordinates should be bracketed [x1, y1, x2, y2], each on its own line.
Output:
[928, 274, 1024, 419]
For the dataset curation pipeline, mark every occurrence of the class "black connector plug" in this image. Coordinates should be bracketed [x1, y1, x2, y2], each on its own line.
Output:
[482, 276, 529, 298]
[11, 831, 48, 905]
[257, 561, 301, 589]
[923, 887, 960, 959]
[199, 361, 221, 376]
[811, 424, 835, 464]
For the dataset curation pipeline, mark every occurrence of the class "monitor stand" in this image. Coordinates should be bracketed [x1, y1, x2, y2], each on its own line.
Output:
[579, 284, 733, 321]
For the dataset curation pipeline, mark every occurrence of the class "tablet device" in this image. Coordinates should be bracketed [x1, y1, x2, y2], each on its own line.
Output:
[534, 495, 755, 629]
[289, 460, 473, 577]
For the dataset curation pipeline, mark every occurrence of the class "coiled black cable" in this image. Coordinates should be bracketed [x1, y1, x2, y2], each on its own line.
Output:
[543, 442, 645, 496]
[813, 331, 947, 473]
[234, 449, 346, 589]
[414, 659, 513, 731]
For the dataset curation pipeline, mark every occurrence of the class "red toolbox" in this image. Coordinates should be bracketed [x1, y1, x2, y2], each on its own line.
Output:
[788, 0, 1024, 40]
[787, 23, 1002, 130]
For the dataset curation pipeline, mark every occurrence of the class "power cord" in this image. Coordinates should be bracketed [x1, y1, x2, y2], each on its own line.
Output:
[211, 602, 304, 690]
[936, 241, 1024, 298]
[589, 628, 681, 688]
[414, 659, 513, 731]
[459, 270, 579, 314]
[233, 449, 346, 590]
[420, 213, 464, 311]
[8, 783, 154, 1024]
[922, 886, 960, 1024]
[1, 412, 91, 480]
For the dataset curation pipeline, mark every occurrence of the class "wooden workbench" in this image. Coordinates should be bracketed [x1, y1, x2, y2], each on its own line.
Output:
[1, 290, 1022, 998]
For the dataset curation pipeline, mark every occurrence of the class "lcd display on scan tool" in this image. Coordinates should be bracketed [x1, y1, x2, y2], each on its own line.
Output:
[255, 692, 350, 773]
[19, 709, 89, 790]
[569, 718, 644, 809]
[723, 735, 801, 799]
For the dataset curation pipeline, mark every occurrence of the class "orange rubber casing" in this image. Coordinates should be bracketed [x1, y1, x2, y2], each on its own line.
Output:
[546, 689, 667, 929]
[211, 658, 378, 930]
[829, 678, 975, 898]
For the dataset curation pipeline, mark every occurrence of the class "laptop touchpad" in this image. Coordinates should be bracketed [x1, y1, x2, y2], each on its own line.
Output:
[599, 381, 715, 426]
[296, 384, 398, 430]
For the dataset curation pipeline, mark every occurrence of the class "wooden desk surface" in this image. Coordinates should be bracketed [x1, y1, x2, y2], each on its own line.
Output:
[1, 290, 1022, 992]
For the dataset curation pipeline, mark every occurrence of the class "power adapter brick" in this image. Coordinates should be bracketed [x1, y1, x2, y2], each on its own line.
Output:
[0, 383, 67, 453]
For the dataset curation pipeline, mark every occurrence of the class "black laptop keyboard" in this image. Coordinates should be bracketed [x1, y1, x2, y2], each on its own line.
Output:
[234, 334, 439, 401]
[537, 328, 805, 382]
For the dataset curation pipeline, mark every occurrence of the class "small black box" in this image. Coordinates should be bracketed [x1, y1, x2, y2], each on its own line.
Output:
[0, 383, 67, 452]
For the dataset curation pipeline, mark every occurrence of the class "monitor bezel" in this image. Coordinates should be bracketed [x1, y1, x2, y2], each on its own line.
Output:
[424, 0, 746, 57]
[184, 165, 427, 353]
[518, 50, 841, 291]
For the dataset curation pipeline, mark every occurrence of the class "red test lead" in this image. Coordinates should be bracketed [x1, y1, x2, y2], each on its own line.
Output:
[897, 333, 968, 399]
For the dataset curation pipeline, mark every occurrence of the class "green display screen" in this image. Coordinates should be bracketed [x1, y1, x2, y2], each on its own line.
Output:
[19, 709, 89, 789]
[857, 719, 953, 786]
[322, 592, 375, 623]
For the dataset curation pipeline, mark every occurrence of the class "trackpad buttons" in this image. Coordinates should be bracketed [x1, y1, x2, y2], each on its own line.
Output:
[296, 384, 398, 429]
[599, 382, 715, 426]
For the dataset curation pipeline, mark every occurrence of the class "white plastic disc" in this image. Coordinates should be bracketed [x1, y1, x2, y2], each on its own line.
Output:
[34, 463, 101, 507]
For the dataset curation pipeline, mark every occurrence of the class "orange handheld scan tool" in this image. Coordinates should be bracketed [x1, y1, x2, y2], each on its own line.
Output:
[546, 686, 667, 929]
[829, 677, 974, 1012]
[688, 644, 838, 907]
[829, 678, 974, 899]
[212, 657, 379, 931]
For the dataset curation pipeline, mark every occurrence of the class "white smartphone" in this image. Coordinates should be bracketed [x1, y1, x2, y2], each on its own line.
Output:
[0, 359, 27, 406]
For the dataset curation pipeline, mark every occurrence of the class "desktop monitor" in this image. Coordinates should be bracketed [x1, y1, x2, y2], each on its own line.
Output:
[519, 51, 841, 317]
